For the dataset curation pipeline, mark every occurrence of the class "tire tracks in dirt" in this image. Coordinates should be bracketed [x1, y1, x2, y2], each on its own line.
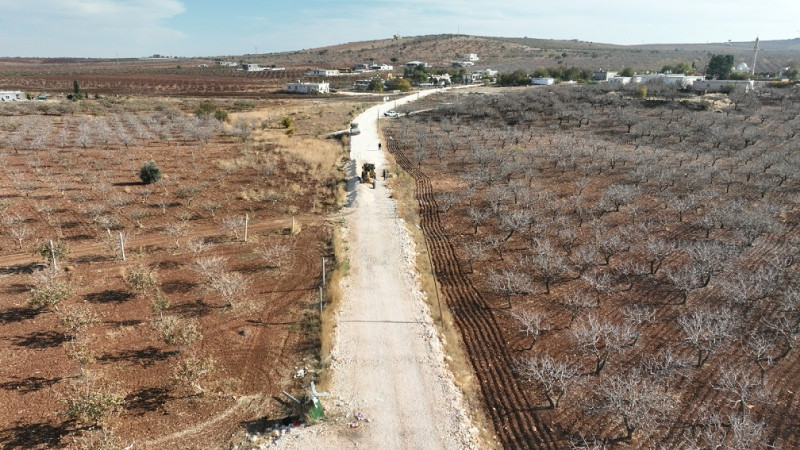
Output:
[388, 137, 560, 449]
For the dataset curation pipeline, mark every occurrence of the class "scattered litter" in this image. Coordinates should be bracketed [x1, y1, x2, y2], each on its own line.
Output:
[294, 368, 306, 378]
[349, 421, 360, 428]
[356, 412, 366, 421]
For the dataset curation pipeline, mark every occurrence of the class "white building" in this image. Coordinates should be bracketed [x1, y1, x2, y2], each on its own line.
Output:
[693, 79, 754, 93]
[0, 91, 24, 101]
[369, 64, 393, 71]
[309, 68, 340, 77]
[405, 61, 428, 68]
[531, 77, 555, 85]
[592, 70, 618, 81]
[609, 76, 633, 85]
[430, 74, 451, 85]
[464, 53, 479, 61]
[452, 61, 475, 68]
[286, 81, 330, 94]
[242, 63, 266, 72]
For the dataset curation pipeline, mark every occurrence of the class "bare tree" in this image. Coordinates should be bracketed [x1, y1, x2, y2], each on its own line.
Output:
[665, 263, 704, 305]
[511, 309, 547, 350]
[517, 354, 577, 409]
[714, 364, 765, 418]
[191, 255, 226, 285]
[8, 221, 31, 249]
[221, 215, 246, 241]
[487, 268, 532, 309]
[718, 265, 780, 315]
[571, 313, 639, 375]
[466, 206, 490, 235]
[586, 369, 675, 441]
[560, 290, 596, 327]
[644, 347, 688, 394]
[210, 271, 250, 311]
[255, 239, 293, 270]
[529, 240, 568, 294]
[678, 307, 739, 368]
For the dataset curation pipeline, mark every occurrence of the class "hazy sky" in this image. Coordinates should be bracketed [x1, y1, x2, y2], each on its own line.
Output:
[0, 0, 797, 57]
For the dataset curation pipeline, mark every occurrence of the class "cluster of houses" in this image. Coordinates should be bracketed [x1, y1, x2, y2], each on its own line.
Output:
[286, 53, 504, 94]
[529, 70, 758, 93]
[589, 70, 755, 93]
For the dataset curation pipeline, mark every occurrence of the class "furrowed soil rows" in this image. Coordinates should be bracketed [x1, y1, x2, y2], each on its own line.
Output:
[383, 83, 800, 448]
[387, 138, 561, 449]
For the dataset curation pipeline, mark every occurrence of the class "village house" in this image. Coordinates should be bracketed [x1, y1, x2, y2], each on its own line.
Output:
[309, 68, 340, 77]
[531, 77, 555, 85]
[592, 70, 618, 82]
[286, 81, 330, 94]
[405, 61, 428, 68]
[430, 74, 451, 86]
[369, 64, 393, 71]
[241, 63, 266, 72]
[692, 79, 755, 93]
[0, 91, 24, 101]
[464, 53, 479, 61]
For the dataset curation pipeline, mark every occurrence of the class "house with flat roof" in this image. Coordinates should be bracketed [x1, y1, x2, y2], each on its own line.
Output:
[0, 91, 24, 101]
[309, 69, 340, 77]
[286, 81, 330, 94]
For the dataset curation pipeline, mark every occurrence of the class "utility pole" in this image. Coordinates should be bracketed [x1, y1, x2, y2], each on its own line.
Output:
[751, 37, 759, 76]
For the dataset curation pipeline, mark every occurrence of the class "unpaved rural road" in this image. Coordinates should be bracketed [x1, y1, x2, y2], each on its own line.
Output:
[274, 90, 480, 449]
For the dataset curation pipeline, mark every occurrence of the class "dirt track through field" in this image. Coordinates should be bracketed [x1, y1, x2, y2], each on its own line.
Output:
[274, 90, 479, 449]
[387, 138, 559, 449]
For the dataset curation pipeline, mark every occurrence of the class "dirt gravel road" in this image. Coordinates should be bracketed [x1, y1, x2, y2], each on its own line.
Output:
[273, 90, 480, 449]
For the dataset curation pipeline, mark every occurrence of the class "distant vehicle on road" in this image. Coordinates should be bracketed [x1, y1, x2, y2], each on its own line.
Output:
[383, 110, 400, 118]
[349, 122, 361, 135]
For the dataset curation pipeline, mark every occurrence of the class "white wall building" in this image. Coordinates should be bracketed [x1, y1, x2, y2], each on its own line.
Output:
[692, 79, 755, 93]
[286, 81, 330, 94]
[0, 91, 24, 101]
[370, 64, 393, 71]
[309, 68, 340, 77]
[531, 77, 555, 85]
[405, 61, 428, 68]
[464, 53, 479, 61]
[242, 63, 266, 72]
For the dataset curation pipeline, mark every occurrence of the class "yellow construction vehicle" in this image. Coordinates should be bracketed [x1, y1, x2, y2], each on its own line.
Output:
[361, 163, 376, 184]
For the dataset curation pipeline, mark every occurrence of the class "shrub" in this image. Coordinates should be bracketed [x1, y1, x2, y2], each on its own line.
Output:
[63, 375, 124, 428]
[124, 265, 158, 291]
[281, 117, 293, 128]
[214, 109, 229, 123]
[28, 268, 73, 311]
[139, 160, 162, 184]
[34, 240, 69, 266]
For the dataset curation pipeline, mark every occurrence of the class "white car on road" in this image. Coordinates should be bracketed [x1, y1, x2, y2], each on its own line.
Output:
[383, 110, 400, 118]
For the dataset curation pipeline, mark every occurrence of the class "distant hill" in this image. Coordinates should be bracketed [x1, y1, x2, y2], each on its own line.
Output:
[234, 34, 800, 75]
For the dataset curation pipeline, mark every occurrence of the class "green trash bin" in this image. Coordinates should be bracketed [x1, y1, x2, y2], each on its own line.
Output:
[309, 396, 325, 419]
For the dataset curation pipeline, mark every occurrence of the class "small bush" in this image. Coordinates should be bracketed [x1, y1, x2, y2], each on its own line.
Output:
[29, 269, 72, 311]
[139, 160, 162, 184]
[214, 109, 229, 123]
[63, 376, 124, 428]
[124, 265, 158, 291]
[281, 117, 293, 128]
[34, 240, 69, 266]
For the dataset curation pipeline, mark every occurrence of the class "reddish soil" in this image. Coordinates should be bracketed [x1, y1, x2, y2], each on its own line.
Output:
[0, 97, 354, 447]
[384, 84, 800, 448]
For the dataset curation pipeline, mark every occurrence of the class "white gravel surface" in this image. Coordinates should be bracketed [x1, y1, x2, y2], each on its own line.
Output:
[270, 90, 481, 449]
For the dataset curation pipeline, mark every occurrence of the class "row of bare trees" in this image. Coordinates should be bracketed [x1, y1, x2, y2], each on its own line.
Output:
[387, 81, 799, 446]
